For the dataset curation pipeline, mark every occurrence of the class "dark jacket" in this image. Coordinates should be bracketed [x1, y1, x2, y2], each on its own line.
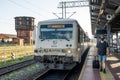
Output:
[96, 41, 109, 55]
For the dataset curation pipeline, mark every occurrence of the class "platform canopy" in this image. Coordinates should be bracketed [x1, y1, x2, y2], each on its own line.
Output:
[90, 0, 120, 35]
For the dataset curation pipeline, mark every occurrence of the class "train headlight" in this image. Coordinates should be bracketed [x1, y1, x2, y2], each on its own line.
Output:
[67, 49, 72, 54]
[34, 49, 38, 53]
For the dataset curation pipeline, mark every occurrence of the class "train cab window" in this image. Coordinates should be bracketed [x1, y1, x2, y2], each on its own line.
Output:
[40, 24, 73, 40]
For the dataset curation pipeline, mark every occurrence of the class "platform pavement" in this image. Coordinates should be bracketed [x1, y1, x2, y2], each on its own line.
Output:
[106, 48, 120, 80]
[78, 46, 115, 80]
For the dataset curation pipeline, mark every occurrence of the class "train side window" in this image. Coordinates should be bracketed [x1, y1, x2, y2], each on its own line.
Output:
[78, 28, 80, 43]
[80, 29, 83, 43]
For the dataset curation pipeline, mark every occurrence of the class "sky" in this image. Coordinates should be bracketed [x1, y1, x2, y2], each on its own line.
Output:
[0, 0, 92, 38]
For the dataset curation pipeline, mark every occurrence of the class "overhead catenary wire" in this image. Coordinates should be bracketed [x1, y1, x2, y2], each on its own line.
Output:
[24, 0, 62, 18]
[0, 0, 54, 28]
[0, 21, 13, 25]
[7, 0, 47, 18]
[0, 18, 14, 25]
[24, 0, 53, 14]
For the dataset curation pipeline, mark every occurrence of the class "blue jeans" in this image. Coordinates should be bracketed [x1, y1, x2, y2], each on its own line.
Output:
[98, 55, 106, 62]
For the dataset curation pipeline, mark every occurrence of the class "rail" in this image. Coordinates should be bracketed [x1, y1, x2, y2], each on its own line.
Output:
[0, 59, 35, 76]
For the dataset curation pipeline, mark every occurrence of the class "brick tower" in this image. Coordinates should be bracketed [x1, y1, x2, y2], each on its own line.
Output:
[15, 16, 35, 45]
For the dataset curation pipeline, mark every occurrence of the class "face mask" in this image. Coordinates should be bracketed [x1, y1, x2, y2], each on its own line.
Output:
[101, 38, 104, 41]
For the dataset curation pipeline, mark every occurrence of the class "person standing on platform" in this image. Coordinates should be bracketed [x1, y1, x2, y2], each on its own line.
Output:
[96, 36, 110, 73]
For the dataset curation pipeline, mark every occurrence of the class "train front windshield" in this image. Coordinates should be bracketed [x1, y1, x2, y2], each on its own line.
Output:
[40, 24, 73, 40]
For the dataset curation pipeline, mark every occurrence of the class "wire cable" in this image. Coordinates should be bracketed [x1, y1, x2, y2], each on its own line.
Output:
[24, 0, 52, 13]
[7, 0, 47, 18]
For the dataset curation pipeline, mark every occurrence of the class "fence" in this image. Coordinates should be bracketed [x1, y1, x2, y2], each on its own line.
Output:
[0, 45, 34, 62]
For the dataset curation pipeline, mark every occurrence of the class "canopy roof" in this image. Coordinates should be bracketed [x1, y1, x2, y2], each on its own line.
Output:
[90, 0, 120, 35]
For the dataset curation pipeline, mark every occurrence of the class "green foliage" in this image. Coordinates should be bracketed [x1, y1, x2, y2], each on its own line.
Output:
[0, 56, 33, 67]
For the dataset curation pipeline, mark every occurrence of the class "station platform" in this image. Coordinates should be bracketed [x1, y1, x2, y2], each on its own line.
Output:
[78, 46, 120, 80]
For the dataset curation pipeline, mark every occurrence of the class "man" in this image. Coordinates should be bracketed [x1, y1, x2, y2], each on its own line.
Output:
[96, 36, 110, 73]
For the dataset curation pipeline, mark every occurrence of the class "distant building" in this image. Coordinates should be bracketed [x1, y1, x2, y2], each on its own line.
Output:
[0, 33, 17, 42]
[12, 37, 24, 46]
[15, 16, 35, 45]
[0, 33, 24, 46]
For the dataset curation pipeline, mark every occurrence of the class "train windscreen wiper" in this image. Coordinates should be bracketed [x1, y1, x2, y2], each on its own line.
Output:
[41, 39, 45, 41]
[65, 38, 70, 41]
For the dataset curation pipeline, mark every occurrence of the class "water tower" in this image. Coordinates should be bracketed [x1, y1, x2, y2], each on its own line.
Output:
[15, 16, 35, 45]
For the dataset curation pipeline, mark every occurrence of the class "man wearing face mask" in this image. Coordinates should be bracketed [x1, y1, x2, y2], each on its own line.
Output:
[96, 36, 110, 73]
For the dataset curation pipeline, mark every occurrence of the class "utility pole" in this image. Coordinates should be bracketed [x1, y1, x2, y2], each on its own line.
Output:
[57, 0, 89, 18]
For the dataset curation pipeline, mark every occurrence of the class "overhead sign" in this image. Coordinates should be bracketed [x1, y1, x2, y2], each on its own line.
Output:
[96, 29, 107, 34]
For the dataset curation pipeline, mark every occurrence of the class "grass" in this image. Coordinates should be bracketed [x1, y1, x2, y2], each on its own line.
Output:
[0, 45, 34, 67]
[0, 63, 42, 80]
[0, 56, 33, 67]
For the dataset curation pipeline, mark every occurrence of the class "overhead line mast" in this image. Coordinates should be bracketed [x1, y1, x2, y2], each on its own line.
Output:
[57, 0, 89, 18]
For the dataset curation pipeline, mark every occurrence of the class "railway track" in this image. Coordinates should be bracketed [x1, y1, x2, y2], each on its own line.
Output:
[0, 59, 35, 76]
[34, 69, 70, 80]
[0, 47, 89, 80]
[64, 47, 90, 80]
[33, 47, 90, 80]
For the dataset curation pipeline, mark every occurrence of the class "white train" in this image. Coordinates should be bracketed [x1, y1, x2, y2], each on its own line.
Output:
[34, 18, 89, 69]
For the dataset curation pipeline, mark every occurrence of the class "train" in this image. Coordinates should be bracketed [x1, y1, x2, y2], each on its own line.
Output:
[34, 18, 90, 70]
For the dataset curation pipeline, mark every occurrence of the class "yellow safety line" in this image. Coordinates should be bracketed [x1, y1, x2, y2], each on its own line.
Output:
[100, 66, 115, 80]
[78, 48, 90, 80]
[100, 72, 104, 80]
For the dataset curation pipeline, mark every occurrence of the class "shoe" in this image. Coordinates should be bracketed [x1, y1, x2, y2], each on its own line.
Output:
[103, 69, 106, 73]
[99, 68, 102, 72]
